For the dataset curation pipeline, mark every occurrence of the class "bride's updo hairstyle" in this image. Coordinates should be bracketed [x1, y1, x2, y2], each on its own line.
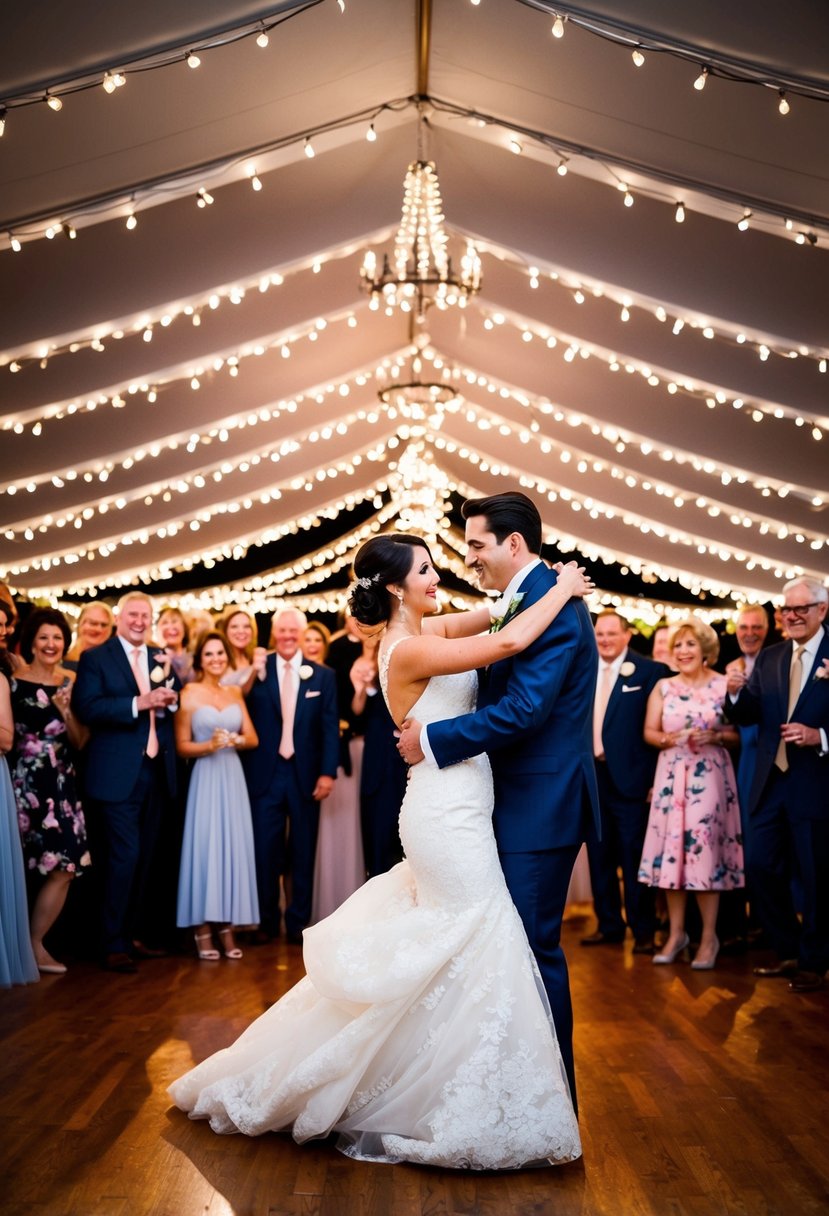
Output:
[348, 534, 434, 627]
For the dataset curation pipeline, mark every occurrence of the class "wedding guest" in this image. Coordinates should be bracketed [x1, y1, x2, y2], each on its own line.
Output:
[302, 621, 331, 665]
[0, 649, 39, 987]
[73, 593, 180, 973]
[651, 622, 677, 670]
[157, 606, 196, 685]
[10, 608, 91, 975]
[354, 632, 407, 878]
[582, 611, 668, 953]
[64, 601, 114, 667]
[175, 632, 259, 960]
[639, 617, 742, 970]
[185, 610, 215, 651]
[242, 607, 339, 944]
[218, 608, 262, 693]
[0, 596, 21, 674]
[725, 578, 829, 993]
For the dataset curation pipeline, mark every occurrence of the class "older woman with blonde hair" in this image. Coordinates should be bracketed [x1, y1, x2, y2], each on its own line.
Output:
[65, 601, 114, 666]
[638, 616, 743, 970]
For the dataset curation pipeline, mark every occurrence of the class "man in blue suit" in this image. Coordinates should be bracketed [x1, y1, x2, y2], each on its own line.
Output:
[397, 492, 600, 1107]
[582, 611, 668, 952]
[242, 607, 339, 944]
[725, 578, 829, 992]
[74, 593, 180, 973]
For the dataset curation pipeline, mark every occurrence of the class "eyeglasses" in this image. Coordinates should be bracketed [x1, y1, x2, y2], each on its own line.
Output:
[779, 603, 821, 618]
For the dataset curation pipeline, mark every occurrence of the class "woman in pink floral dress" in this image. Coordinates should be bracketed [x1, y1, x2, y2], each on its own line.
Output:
[639, 617, 742, 971]
[10, 609, 90, 974]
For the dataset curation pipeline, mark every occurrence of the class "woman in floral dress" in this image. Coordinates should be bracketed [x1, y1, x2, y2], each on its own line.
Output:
[10, 608, 90, 974]
[639, 617, 742, 971]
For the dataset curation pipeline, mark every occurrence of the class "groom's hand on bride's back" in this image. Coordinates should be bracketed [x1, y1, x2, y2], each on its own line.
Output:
[396, 718, 425, 766]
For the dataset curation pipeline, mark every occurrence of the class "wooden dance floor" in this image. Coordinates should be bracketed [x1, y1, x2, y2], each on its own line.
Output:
[2, 910, 827, 1216]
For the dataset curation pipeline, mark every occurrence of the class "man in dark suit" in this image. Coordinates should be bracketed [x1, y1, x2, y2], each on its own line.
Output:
[73, 593, 180, 973]
[397, 491, 600, 1108]
[582, 611, 668, 953]
[725, 578, 829, 992]
[242, 607, 339, 944]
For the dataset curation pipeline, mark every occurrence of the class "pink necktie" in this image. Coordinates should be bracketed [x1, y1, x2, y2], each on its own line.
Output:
[279, 662, 296, 760]
[593, 665, 614, 759]
[130, 646, 158, 758]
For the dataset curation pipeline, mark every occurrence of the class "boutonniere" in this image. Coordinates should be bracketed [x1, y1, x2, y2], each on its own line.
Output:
[620, 661, 636, 678]
[489, 593, 525, 633]
[814, 658, 829, 681]
[150, 650, 171, 683]
[298, 664, 314, 681]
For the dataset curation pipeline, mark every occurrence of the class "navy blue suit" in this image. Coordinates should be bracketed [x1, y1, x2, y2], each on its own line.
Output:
[726, 631, 829, 973]
[428, 561, 600, 1105]
[242, 654, 339, 937]
[73, 636, 180, 954]
[588, 651, 668, 942]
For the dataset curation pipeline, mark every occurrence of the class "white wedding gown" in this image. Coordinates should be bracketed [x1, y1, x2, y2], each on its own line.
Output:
[168, 642, 581, 1169]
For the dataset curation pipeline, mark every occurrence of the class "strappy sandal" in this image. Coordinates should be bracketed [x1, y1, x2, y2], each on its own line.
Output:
[218, 927, 243, 959]
[194, 931, 219, 961]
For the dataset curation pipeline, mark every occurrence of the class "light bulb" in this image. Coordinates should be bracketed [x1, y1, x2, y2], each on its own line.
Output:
[675, 202, 685, 223]
[623, 189, 634, 207]
[46, 94, 63, 111]
[256, 29, 269, 48]
[778, 91, 790, 115]
[737, 210, 751, 231]
[304, 137, 315, 158]
[0, 107, 5, 137]
[693, 66, 708, 91]
[126, 211, 137, 229]
[10, 236, 21, 252]
[63, 222, 77, 239]
[556, 159, 568, 176]
[187, 51, 201, 68]
[197, 187, 214, 207]
[631, 49, 645, 67]
[509, 137, 522, 154]
[103, 72, 117, 93]
[366, 122, 377, 142]
[552, 14, 565, 38]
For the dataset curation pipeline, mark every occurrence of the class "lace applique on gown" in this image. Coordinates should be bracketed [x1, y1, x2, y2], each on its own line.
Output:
[168, 639, 580, 1170]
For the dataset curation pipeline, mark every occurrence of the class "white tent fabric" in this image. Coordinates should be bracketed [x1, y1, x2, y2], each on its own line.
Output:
[1, 0, 827, 608]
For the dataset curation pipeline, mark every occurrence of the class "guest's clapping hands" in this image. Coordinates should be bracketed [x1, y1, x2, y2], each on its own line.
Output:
[136, 685, 178, 711]
[253, 646, 268, 681]
[51, 680, 73, 719]
[350, 656, 378, 694]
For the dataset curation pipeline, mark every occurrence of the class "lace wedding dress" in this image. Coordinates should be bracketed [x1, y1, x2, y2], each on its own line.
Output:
[168, 640, 581, 1169]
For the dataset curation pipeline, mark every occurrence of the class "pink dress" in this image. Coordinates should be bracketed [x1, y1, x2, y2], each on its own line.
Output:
[638, 675, 743, 891]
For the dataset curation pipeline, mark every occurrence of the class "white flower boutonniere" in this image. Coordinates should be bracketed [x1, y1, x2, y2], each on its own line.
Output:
[814, 658, 829, 681]
[620, 661, 636, 678]
[150, 651, 170, 683]
[298, 664, 314, 681]
[489, 593, 525, 634]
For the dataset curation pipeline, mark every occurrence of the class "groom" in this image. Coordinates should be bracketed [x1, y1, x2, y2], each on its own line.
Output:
[397, 491, 600, 1108]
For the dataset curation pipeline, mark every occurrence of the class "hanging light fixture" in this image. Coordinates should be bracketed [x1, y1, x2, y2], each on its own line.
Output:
[388, 442, 452, 546]
[360, 113, 482, 320]
[377, 344, 458, 427]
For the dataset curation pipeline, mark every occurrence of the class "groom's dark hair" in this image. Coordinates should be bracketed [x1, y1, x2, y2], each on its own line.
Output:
[462, 492, 542, 554]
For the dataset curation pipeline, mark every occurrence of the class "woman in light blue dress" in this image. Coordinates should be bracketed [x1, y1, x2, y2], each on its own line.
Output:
[175, 632, 260, 961]
[0, 657, 39, 988]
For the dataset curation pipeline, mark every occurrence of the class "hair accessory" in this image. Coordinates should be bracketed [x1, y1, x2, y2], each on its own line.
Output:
[355, 573, 381, 590]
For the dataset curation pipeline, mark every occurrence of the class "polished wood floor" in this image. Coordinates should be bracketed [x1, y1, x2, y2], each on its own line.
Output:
[2, 908, 827, 1216]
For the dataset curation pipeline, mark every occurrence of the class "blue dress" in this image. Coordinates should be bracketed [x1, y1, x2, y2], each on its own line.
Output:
[176, 705, 260, 927]
[0, 754, 39, 987]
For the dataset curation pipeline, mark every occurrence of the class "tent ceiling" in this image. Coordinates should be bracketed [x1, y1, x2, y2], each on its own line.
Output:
[1, 0, 827, 610]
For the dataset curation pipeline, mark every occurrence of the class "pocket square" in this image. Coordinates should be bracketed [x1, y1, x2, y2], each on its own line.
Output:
[304, 689, 321, 698]
[621, 685, 642, 693]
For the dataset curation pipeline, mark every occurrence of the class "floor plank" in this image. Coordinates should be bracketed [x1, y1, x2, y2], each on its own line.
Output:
[1, 912, 827, 1216]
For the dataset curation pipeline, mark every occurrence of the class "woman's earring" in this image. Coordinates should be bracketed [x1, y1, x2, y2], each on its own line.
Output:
[396, 591, 404, 605]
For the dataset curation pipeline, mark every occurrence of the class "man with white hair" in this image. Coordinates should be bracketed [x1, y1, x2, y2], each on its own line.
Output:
[242, 605, 339, 944]
[74, 592, 180, 973]
[726, 577, 829, 992]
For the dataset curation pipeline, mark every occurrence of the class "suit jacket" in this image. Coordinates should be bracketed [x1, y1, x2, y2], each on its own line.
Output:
[73, 635, 180, 802]
[598, 652, 669, 801]
[429, 562, 601, 852]
[242, 653, 339, 800]
[725, 631, 829, 820]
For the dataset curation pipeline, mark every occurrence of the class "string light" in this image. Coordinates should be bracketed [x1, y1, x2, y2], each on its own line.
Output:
[674, 202, 685, 223]
[0, 106, 5, 137]
[186, 51, 201, 69]
[693, 66, 709, 91]
[304, 137, 315, 158]
[125, 211, 137, 230]
[256, 29, 269, 48]
[365, 122, 377, 142]
[46, 93, 63, 111]
[631, 49, 645, 67]
[778, 91, 790, 115]
[10, 236, 21, 252]
[62, 222, 77, 240]
[509, 137, 523, 154]
[737, 210, 752, 231]
[556, 158, 568, 176]
[551, 14, 566, 38]
[197, 187, 214, 207]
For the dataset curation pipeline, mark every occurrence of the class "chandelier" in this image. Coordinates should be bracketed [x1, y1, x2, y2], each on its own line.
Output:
[389, 442, 452, 545]
[376, 344, 460, 431]
[360, 158, 482, 319]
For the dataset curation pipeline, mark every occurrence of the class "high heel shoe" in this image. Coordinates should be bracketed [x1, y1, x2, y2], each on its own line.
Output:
[691, 936, 720, 970]
[653, 932, 690, 965]
[218, 928, 243, 960]
[194, 931, 219, 961]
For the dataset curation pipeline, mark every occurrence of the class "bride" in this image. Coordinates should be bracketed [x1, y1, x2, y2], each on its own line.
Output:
[168, 533, 592, 1169]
